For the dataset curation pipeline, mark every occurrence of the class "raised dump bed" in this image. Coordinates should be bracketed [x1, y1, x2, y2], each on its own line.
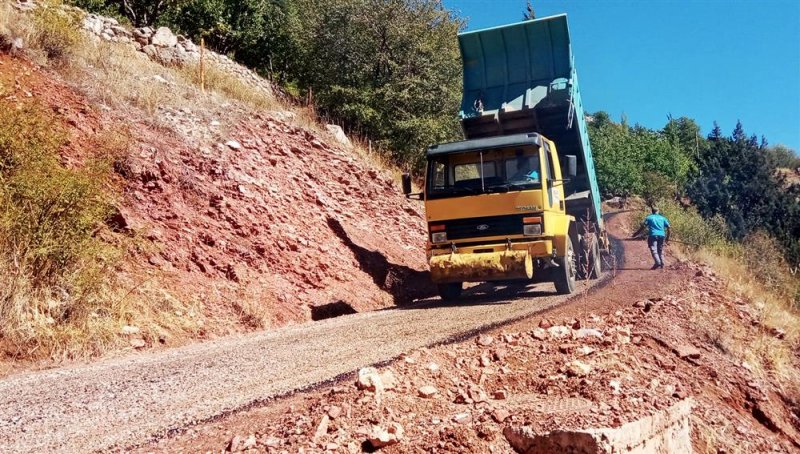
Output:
[457, 15, 602, 228]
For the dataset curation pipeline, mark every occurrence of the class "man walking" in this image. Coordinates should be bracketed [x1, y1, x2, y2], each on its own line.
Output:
[632, 207, 671, 270]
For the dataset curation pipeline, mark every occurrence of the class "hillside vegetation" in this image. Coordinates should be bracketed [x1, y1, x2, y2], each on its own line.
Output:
[590, 114, 800, 293]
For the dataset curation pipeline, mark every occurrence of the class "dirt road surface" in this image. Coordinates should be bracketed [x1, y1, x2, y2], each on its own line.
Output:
[0, 213, 642, 453]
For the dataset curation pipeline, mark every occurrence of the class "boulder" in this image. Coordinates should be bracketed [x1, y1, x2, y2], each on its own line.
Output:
[151, 27, 177, 47]
[142, 45, 157, 58]
[325, 124, 352, 148]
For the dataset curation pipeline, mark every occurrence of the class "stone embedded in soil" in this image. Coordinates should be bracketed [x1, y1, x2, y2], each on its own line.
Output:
[538, 318, 553, 329]
[313, 414, 329, 442]
[226, 434, 255, 452]
[418, 386, 438, 398]
[565, 360, 592, 377]
[453, 412, 472, 424]
[327, 405, 342, 419]
[674, 344, 701, 360]
[357, 367, 382, 391]
[531, 328, 548, 340]
[129, 338, 146, 349]
[225, 140, 242, 150]
[368, 423, 403, 449]
[379, 370, 397, 390]
[121, 325, 140, 335]
[242, 435, 256, 450]
[547, 326, 571, 339]
[573, 328, 603, 339]
[263, 436, 281, 448]
[151, 27, 177, 47]
[477, 335, 494, 346]
[493, 390, 508, 400]
[492, 409, 510, 423]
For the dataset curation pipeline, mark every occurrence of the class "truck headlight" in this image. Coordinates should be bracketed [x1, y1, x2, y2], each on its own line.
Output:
[431, 232, 447, 243]
[523, 224, 542, 236]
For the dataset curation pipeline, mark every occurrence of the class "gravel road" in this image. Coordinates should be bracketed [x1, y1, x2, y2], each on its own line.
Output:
[0, 276, 606, 452]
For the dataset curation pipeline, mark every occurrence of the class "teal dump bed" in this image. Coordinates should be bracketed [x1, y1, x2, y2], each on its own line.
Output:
[458, 15, 602, 225]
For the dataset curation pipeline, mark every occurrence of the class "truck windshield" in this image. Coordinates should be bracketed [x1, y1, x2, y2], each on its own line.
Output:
[426, 146, 541, 199]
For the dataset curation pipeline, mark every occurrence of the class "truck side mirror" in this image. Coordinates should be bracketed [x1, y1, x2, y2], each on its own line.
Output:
[565, 155, 577, 178]
[401, 173, 412, 195]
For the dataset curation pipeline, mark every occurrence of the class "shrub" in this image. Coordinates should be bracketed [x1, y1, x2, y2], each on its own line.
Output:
[30, 2, 84, 64]
[0, 99, 119, 355]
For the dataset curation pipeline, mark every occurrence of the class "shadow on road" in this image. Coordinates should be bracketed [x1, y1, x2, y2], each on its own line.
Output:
[391, 281, 555, 310]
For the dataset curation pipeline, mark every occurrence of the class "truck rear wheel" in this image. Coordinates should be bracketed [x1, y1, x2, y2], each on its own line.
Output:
[437, 282, 463, 301]
[554, 237, 577, 295]
[578, 234, 602, 280]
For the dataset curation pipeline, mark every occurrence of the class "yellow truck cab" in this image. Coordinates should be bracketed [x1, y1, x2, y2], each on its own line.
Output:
[402, 15, 606, 300]
[421, 133, 584, 299]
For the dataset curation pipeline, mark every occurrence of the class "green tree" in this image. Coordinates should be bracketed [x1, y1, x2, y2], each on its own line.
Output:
[289, 0, 464, 168]
[689, 122, 800, 265]
[72, 0, 181, 26]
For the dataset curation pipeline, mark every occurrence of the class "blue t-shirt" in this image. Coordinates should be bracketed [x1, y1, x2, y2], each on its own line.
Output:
[644, 214, 670, 237]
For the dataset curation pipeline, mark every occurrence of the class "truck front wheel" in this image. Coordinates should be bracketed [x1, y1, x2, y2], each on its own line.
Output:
[437, 282, 463, 301]
[554, 236, 577, 294]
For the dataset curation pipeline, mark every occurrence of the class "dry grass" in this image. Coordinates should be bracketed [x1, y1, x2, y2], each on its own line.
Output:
[176, 60, 277, 111]
[687, 247, 800, 389]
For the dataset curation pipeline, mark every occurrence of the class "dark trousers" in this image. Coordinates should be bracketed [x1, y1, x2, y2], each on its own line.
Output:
[648, 236, 665, 266]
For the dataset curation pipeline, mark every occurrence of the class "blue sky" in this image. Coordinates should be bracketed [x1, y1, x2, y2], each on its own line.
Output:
[442, 0, 800, 150]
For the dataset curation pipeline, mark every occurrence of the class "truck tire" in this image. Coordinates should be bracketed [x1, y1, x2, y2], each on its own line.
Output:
[438, 282, 463, 301]
[554, 236, 577, 295]
[578, 234, 602, 280]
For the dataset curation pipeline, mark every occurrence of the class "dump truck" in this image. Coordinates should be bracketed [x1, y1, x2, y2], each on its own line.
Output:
[402, 14, 607, 300]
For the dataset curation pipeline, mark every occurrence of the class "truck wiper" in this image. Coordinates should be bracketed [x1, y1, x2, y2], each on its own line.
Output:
[486, 184, 510, 193]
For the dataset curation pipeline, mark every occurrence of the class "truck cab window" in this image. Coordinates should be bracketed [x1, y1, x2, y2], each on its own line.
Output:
[431, 161, 447, 189]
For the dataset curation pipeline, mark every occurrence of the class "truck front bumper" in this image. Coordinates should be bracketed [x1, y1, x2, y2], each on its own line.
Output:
[429, 250, 533, 284]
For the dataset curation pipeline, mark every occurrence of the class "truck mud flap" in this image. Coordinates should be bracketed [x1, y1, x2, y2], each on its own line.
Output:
[429, 250, 533, 284]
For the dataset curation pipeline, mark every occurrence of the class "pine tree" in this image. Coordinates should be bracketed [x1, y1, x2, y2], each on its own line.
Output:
[732, 120, 746, 142]
[709, 121, 722, 140]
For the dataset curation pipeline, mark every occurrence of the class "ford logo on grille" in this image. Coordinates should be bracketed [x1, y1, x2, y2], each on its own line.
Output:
[476, 224, 490, 231]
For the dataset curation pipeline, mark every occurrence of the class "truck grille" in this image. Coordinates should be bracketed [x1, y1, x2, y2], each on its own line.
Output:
[433, 214, 527, 241]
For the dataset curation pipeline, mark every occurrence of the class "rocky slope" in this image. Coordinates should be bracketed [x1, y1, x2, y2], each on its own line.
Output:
[2, 1, 431, 355]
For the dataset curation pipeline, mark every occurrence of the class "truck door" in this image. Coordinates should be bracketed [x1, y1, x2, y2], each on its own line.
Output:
[544, 142, 565, 213]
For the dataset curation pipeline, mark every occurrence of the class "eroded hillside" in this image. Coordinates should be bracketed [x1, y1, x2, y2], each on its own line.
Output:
[0, 0, 431, 362]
